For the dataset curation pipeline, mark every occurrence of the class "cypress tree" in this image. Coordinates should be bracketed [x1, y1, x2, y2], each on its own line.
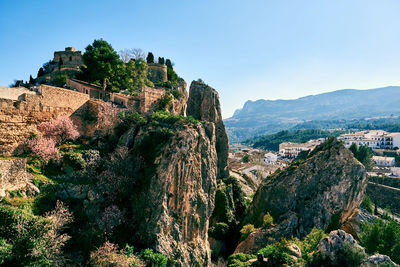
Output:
[146, 52, 154, 63]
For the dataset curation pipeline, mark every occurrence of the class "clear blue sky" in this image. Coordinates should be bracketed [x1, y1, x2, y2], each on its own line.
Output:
[1, 0, 400, 118]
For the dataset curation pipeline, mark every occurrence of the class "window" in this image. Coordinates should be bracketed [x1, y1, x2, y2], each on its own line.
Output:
[69, 56, 72, 61]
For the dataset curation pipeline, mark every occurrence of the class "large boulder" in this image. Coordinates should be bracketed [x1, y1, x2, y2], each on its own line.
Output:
[236, 139, 367, 253]
[186, 81, 229, 179]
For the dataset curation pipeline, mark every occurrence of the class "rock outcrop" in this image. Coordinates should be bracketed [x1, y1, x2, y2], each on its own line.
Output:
[236, 139, 367, 253]
[312, 230, 365, 265]
[0, 158, 32, 197]
[341, 208, 378, 240]
[186, 81, 229, 178]
[170, 80, 188, 116]
[130, 122, 217, 266]
[362, 254, 398, 266]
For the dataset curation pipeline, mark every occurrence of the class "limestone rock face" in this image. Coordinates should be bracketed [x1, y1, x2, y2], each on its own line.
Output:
[341, 208, 378, 240]
[362, 254, 398, 266]
[237, 139, 367, 253]
[131, 122, 218, 266]
[186, 81, 229, 178]
[0, 158, 32, 197]
[317, 230, 363, 257]
[170, 80, 188, 116]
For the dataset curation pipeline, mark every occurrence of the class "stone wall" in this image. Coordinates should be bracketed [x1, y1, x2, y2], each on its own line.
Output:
[140, 86, 165, 113]
[0, 87, 36, 100]
[38, 85, 90, 110]
[0, 158, 31, 196]
[366, 182, 400, 214]
[369, 176, 400, 189]
[0, 84, 173, 154]
[0, 98, 73, 154]
[0, 85, 90, 154]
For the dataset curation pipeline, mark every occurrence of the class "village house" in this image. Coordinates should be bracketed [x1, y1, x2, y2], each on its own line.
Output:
[339, 130, 400, 150]
[279, 139, 324, 158]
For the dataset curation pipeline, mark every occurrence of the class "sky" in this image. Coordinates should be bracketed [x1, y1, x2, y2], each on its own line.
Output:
[1, 0, 400, 118]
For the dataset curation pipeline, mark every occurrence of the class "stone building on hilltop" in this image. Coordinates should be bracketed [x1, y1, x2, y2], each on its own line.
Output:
[53, 47, 83, 72]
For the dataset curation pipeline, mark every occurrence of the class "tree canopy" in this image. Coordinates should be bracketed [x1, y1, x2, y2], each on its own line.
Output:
[78, 39, 125, 91]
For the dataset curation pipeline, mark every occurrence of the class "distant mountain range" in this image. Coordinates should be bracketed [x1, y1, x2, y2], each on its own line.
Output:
[225, 86, 400, 142]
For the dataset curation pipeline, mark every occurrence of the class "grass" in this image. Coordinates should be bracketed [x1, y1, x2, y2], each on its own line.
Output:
[2, 196, 35, 208]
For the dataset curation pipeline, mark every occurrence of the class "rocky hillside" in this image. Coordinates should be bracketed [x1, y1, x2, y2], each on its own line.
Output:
[237, 138, 367, 253]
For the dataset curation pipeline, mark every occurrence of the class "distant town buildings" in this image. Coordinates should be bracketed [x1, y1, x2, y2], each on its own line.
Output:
[339, 130, 400, 149]
[278, 139, 324, 158]
[264, 152, 278, 164]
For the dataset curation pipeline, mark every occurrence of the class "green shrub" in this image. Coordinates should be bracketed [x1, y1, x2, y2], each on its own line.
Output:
[212, 188, 233, 224]
[209, 222, 229, 240]
[0, 239, 12, 265]
[171, 89, 184, 99]
[293, 227, 327, 262]
[227, 253, 255, 267]
[0, 203, 72, 266]
[240, 224, 255, 241]
[382, 206, 392, 220]
[262, 213, 273, 228]
[360, 195, 374, 213]
[223, 176, 247, 219]
[257, 240, 295, 266]
[360, 219, 400, 264]
[242, 155, 250, 163]
[62, 152, 86, 171]
[119, 111, 147, 126]
[157, 93, 173, 111]
[140, 248, 168, 267]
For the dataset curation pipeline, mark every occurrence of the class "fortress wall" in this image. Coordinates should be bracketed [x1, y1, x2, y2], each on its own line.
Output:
[0, 85, 88, 155]
[38, 85, 89, 110]
[140, 86, 165, 113]
[0, 97, 74, 155]
[148, 63, 168, 83]
[0, 84, 168, 154]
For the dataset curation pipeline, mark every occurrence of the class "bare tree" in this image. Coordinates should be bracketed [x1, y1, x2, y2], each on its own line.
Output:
[119, 49, 132, 63]
[119, 48, 146, 63]
[130, 48, 145, 60]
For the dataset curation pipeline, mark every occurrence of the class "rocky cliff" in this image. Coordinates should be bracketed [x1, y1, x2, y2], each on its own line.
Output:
[186, 81, 229, 179]
[236, 138, 367, 253]
[129, 122, 217, 266]
[125, 81, 230, 266]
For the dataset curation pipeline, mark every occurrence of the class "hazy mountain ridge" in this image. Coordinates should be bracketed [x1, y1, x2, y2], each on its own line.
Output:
[226, 86, 400, 141]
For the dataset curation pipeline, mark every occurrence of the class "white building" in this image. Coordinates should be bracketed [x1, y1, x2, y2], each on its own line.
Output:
[279, 139, 323, 158]
[373, 156, 395, 167]
[339, 130, 400, 149]
[264, 152, 278, 164]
